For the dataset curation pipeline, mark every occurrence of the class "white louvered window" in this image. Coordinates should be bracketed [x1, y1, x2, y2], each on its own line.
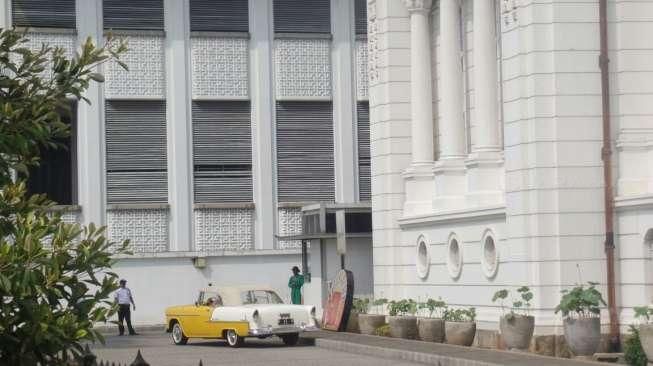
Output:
[276, 101, 334, 203]
[273, 0, 331, 34]
[12, 0, 76, 28]
[103, 0, 164, 31]
[192, 101, 253, 203]
[105, 101, 168, 204]
[190, 0, 248, 33]
[357, 102, 370, 202]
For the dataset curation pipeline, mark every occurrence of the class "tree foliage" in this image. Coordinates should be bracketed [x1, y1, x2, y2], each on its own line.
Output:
[0, 29, 129, 365]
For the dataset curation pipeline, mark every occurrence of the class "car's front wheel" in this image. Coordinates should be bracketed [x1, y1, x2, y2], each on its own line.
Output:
[225, 329, 244, 348]
[280, 333, 299, 346]
[171, 322, 188, 345]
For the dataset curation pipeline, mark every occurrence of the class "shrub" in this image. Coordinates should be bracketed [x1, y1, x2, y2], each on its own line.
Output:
[352, 298, 370, 314]
[375, 324, 390, 337]
[0, 29, 127, 365]
[388, 299, 418, 316]
[492, 286, 534, 319]
[418, 298, 446, 319]
[624, 325, 647, 366]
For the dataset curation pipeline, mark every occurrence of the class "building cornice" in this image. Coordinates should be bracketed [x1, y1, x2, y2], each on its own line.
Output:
[614, 194, 653, 211]
[398, 205, 506, 228]
[402, 0, 433, 14]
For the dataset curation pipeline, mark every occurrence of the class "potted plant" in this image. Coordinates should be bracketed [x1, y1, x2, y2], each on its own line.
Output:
[492, 286, 535, 350]
[554, 282, 606, 356]
[417, 298, 446, 342]
[443, 307, 477, 346]
[347, 298, 369, 333]
[358, 298, 387, 335]
[634, 305, 653, 363]
[388, 299, 418, 339]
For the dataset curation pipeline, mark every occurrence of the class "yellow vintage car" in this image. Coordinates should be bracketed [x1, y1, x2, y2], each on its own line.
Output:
[164, 285, 318, 347]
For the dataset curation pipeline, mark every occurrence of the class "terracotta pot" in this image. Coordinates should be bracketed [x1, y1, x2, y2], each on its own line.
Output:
[445, 321, 476, 346]
[417, 318, 445, 343]
[500, 314, 534, 350]
[358, 314, 386, 335]
[388, 316, 418, 339]
[563, 317, 601, 356]
[639, 324, 653, 362]
[346, 311, 360, 333]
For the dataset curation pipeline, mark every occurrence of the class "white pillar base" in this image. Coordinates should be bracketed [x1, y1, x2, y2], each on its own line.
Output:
[402, 162, 436, 217]
[465, 151, 505, 207]
[433, 158, 467, 211]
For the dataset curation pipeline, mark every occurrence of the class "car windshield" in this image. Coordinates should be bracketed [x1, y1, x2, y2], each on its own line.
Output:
[199, 291, 223, 307]
[241, 290, 284, 305]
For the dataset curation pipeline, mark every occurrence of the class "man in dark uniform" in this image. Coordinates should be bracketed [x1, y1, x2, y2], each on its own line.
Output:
[114, 279, 138, 335]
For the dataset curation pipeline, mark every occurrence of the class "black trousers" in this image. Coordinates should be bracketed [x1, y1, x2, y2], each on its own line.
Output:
[117, 304, 136, 335]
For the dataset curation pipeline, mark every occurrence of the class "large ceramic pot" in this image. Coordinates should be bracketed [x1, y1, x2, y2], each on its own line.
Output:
[500, 314, 535, 350]
[417, 318, 445, 343]
[346, 311, 360, 333]
[639, 324, 653, 363]
[445, 321, 476, 346]
[563, 317, 601, 356]
[388, 316, 418, 339]
[358, 314, 386, 335]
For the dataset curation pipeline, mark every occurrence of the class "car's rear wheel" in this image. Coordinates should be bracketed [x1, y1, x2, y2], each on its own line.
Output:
[171, 322, 188, 345]
[225, 329, 244, 348]
[280, 333, 299, 346]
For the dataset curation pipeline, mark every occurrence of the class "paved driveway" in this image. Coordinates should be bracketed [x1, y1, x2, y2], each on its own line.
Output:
[90, 331, 424, 366]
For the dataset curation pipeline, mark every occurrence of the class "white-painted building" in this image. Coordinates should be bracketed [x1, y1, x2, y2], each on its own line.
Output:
[5, 0, 374, 324]
[369, 0, 653, 340]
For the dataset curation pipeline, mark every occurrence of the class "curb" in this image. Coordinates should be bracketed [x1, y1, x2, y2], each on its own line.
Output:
[94, 324, 167, 335]
[315, 338, 499, 366]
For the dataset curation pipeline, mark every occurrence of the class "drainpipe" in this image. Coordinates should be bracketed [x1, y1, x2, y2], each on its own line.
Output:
[599, 0, 619, 351]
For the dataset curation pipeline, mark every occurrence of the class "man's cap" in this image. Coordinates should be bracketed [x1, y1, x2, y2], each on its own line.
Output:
[292, 266, 300, 272]
[119, 279, 127, 284]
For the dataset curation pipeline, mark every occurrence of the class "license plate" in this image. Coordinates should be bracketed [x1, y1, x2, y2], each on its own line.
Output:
[278, 314, 294, 326]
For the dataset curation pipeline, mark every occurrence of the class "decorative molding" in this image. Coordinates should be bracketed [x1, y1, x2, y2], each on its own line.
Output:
[501, 0, 518, 26]
[105, 35, 165, 99]
[107, 209, 169, 253]
[366, 0, 379, 87]
[111, 248, 301, 259]
[615, 194, 653, 211]
[274, 38, 332, 98]
[194, 208, 254, 251]
[402, 0, 433, 13]
[398, 205, 506, 228]
[191, 37, 249, 99]
[356, 40, 369, 100]
[277, 207, 303, 249]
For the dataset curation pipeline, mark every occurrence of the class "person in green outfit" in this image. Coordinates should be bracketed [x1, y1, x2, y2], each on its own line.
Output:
[288, 266, 304, 305]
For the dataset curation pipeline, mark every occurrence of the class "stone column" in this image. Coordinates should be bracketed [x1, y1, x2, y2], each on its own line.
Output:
[472, 0, 500, 153]
[164, 0, 194, 251]
[404, 0, 434, 165]
[439, 0, 466, 160]
[401, 0, 435, 217]
[250, 0, 276, 249]
[332, 0, 357, 203]
[76, 0, 106, 226]
[466, 0, 504, 207]
[433, 0, 466, 210]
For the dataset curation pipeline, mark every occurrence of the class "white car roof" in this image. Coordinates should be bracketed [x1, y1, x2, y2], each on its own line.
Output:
[200, 286, 279, 306]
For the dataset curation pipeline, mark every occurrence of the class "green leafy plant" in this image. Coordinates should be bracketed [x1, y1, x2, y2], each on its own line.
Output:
[418, 298, 447, 318]
[373, 298, 388, 315]
[352, 298, 371, 314]
[443, 307, 476, 322]
[634, 306, 653, 324]
[0, 29, 128, 365]
[492, 286, 534, 318]
[624, 325, 647, 366]
[388, 299, 418, 316]
[554, 282, 606, 319]
[375, 324, 391, 337]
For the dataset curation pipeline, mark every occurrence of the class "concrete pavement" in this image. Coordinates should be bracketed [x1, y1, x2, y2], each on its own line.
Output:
[89, 331, 424, 366]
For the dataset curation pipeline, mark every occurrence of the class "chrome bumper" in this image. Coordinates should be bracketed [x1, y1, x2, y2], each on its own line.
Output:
[249, 324, 319, 336]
